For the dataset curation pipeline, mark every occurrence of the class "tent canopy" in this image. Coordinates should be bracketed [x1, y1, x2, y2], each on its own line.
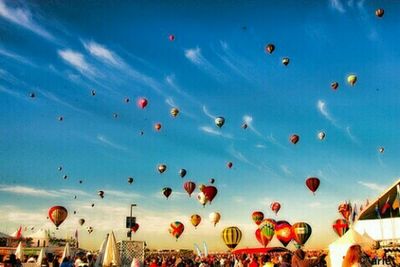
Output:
[232, 247, 290, 255]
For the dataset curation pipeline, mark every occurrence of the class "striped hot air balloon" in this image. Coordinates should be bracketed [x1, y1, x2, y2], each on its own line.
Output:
[306, 177, 320, 194]
[292, 222, 312, 246]
[221, 226, 242, 250]
[48, 206, 68, 228]
[184, 181, 196, 197]
[255, 229, 270, 247]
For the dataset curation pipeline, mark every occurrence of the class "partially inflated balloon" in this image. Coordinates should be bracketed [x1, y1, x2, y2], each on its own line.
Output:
[184, 181, 196, 197]
[169, 221, 184, 240]
[252, 211, 264, 225]
[48, 206, 68, 227]
[221, 227, 242, 250]
[275, 221, 293, 247]
[306, 177, 320, 194]
[215, 117, 225, 128]
[332, 219, 349, 237]
[292, 222, 312, 246]
[347, 74, 357, 86]
[209, 212, 221, 226]
[255, 229, 270, 247]
[191, 214, 201, 228]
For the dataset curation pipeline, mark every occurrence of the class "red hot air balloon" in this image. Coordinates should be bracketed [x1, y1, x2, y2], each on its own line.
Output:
[137, 98, 148, 109]
[48, 206, 68, 228]
[184, 181, 196, 197]
[227, 162, 233, 169]
[255, 229, 270, 247]
[332, 219, 349, 237]
[169, 221, 184, 240]
[202, 186, 218, 203]
[338, 202, 352, 221]
[290, 134, 300, 144]
[154, 123, 162, 131]
[275, 221, 293, 247]
[252, 211, 264, 225]
[270, 202, 281, 215]
[131, 223, 140, 233]
[306, 177, 320, 194]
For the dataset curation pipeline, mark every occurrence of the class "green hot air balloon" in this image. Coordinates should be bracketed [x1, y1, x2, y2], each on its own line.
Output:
[259, 219, 276, 242]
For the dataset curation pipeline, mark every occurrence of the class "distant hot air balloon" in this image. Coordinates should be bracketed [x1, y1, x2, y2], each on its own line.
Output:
[123, 98, 129, 104]
[227, 162, 233, 169]
[221, 226, 242, 250]
[79, 180, 83, 184]
[184, 181, 196, 197]
[63, 175, 67, 180]
[378, 147, 384, 153]
[375, 8, 384, 18]
[347, 74, 357, 86]
[338, 202, 352, 221]
[131, 223, 139, 233]
[87, 226, 94, 234]
[282, 57, 290, 66]
[292, 222, 312, 246]
[332, 219, 349, 237]
[158, 164, 167, 174]
[259, 219, 276, 242]
[331, 82, 339, 90]
[306, 177, 320, 194]
[169, 34, 175, 41]
[138, 98, 148, 109]
[197, 192, 208, 207]
[29, 92, 36, 98]
[318, 132, 326, 140]
[179, 169, 187, 178]
[98, 190, 104, 199]
[48, 206, 68, 228]
[191, 214, 201, 228]
[209, 178, 215, 184]
[154, 123, 162, 131]
[270, 202, 281, 215]
[242, 123, 248, 129]
[275, 221, 293, 247]
[91, 203, 95, 207]
[58, 116, 64, 121]
[169, 221, 184, 240]
[252, 211, 264, 225]
[162, 187, 172, 199]
[265, 44, 275, 54]
[128, 177, 134, 184]
[290, 134, 300, 144]
[170, 108, 179, 117]
[58, 166, 63, 171]
[209, 212, 221, 226]
[78, 218, 85, 226]
[202, 186, 218, 203]
[91, 90, 96, 96]
[215, 117, 225, 128]
[255, 229, 270, 247]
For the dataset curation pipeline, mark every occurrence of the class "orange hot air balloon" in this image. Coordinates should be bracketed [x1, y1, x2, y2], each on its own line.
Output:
[306, 177, 320, 194]
[252, 211, 264, 225]
[275, 220, 293, 247]
[137, 98, 148, 109]
[290, 134, 300, 144]
[190, 214, 201, 228]
[48, 206, 68, 228]
[270, 202, 281, 215]
[154, 123, 162, 131]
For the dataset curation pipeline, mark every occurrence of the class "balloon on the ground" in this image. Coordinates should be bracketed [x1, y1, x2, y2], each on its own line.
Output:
[184, 181, 196, 197]
[215, 117, 225, 128]
[347, 74, 357, 86]
[221, 226, 242, 250]
[306, 177, 320, 194]
[169, 221, 184, 240]
[292, 222, 312, 246]
[275, 221, 293, 247]
[158, 164, 167, 174]
[265, 44, 275, 54]
[255, 229, 270, 247]
[191, 214, 201, 228]
[290, 134, 300, 144]
[162, 187, 172, 199]
[252, 211, 264, 225]
[48, 206, 68, 227]
[332, 219, 349, 237]
[209, 212, 221, 226]
[270, 202, 281, 215]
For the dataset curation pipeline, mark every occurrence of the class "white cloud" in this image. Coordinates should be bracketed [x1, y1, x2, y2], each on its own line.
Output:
[358, 181, 386, 192]
[243, 115, 262, 137]
[97, 134, 127, 151]
[83, 41, 120, 66]
[184, 47, 222, 79]
[228, 145, 251, 164]
[308, 202, 322, 208]
[202, 106, 216, 119]
[0, 0, 54, 41]
[345, 126, 359, 144]
[280, 165, 292, 176]
[255, 144, 266, 149]
[199, 126, 233, 139]
[329, 0, 345, 13]
[0, 185, 59, 197]
[0, 48, 35, 66]
[165, 97, 176, 108]
[58, 49, 95, 75]
[317, 100, 336, 125]
[0, 85, 25, 99]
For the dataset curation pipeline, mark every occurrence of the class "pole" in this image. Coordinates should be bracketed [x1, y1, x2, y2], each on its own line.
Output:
[130, 204, 137, 241]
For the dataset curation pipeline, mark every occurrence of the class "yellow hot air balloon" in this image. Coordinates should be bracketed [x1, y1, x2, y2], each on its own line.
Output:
[221, 226, 242, 250]
[170, 108, 179, 117]
[190, 214, 201, 228]
[347, 74, 357, 86]
[209, 212, 221, 226]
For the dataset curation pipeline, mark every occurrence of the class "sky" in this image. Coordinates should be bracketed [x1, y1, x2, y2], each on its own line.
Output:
[0, 0, 400, 252]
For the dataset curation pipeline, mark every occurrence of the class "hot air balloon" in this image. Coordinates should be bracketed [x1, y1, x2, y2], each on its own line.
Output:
[73, 211, 76, 215]
[270, 202, 281, 215]
[331, 82, 339, 90]
[91, 90, 96, 96]
[162, 187, 172, 199]
[128, 177, 134, 184]
[221, 227, 242, 250]
[202, 186, 218, 203]
[183, 181, 196, 197]
[199, 184, 205, 192]
[215, 117, 225, 128]
[169, 34, 175, 41]
[338, 202, 352, 221]
[29, 92, 36, 98]
[91, 203, 95, 207]
[306, 177, 320, 194]
[242, 123, 248, 129]
[209, 212, 221, 226]
[275, 221, 293, 247]
[158, 164, 167, 174]
[131, 223, 139, 233]
[265, 44, 275, 54]
[98, 191, 104, 199]
[255, 229, 270, 247]
[282, 57, 290, 66]
[332, 219, 349, 237]
[375, 8, 384, 18]
[154, 123, 162, 131]
[259, 219, 276, 242]
[170, 108, 179, 117]
[169, 221, 184, 240]
[87, 226, 93, 234]
[292, 222, 312, 246]
[197, 192, 208, 207]
[191, 214, 201, 228]
[63, 175, 68, 180]
[378, 147, 384, 153]
[209, 178, 215, 184]
[48, 206, 68, 228]
[78, 219, 85, 226]
[124, 97, 130, 103]
[290, 134, 300, 144]
[252, 211, 264, 225]
[347, 74, 357, 86]
[79, 180, 83, 184]
[179, 169, 187, 178]
[138, 98, 148, 109]
[227, 162, 233, 169]
[58, 166, 63, 171]
[318, 132, 326, 140]
[58, 116, 64, 121]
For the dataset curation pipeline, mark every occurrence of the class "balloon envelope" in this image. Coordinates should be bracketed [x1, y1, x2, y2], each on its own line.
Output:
[184, 181, 196, 197]
[270, 202, 281, 215]
[48, 206, 68, 227]
[332, 219, 349, 237]
[347, 74, 357, 86]
[202, 186, 218, 203]
[258, 219, 276, 241]
[162, 187, 172, 199]
[292, 222, 312, 246]
[179, 169, 187, 178]
[169, 221, 184, 240]
[290, 134, 300, 144]
[158, 164, 167, 173]
[265, 44, 275, 54]
[138, 98, 148, 109]
[275, 221, 293, 247]
[209, 212, 221, 226]
[306, 177, 320, 194]
[215, 117, 225, 128]
[191, 214, 201, 228]
[255, 229, 270, 247]
[221, 226, 242, 250]
[252, 211, 264, 225]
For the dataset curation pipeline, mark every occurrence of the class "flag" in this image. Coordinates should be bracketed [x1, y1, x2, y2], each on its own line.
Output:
[375, 204, 381, 219]
[392, 185, 400, 211]
[14, 226, 22, 239]
[351, 203, 357, 223]
[359, 204, 363, 212]
[381, 196, 391, 215]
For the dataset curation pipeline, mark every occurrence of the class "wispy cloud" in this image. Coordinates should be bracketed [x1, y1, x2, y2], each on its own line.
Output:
[58, 49, 95, 76]
[105, 190, 142, 199]
[266, 133, 287, 150]
[255, 144, 266, 149]
[0, 48, 36, 67]
[202, 106, 216, 119]
[37, 89, 88, 114]
[243, 115, 262, 137]
[0, 0, 54, 41]
[216, 41, 252, 81]
[0, 185, 59, 197]
[0, 85, 25, 99]
[83, 41, 120, 66]
[358, 181, 386, 192]
[96, 134, 127, 151]
[165, 97, 176, 108]
[227, 145, 251, 165]
[184, 47, 222, 78]
[280, 165, 292, 176]
[329, 0, 345, 13]
[199, 126, 233, 139]
[345, 126, 359, 144]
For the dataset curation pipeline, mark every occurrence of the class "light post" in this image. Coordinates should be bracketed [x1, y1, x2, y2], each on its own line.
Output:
[129, 204, 137, 241]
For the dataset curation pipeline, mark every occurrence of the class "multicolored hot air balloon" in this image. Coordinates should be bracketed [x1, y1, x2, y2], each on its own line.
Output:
[347, 74, 357, 86]
[332, 219, 349, 237]
[252, 211, 264, 225]
[184, 181, 196, 197]
[318, 132, 326, 140]
[221, 226, 242, 250]
[338, 202, 352, 221]
[197, 192, 208, 207]
[292, 222, 312, 246]
[215, 117, 225, 128]
[138, 98, 148, 109]
[209, 212, 221, 226]
[375, 8, 384, 18]
[275, 221, 293, 247]
[169, 221, 184, 240]
[258, 219, 276, 242]
[190, 214, 201, 228]
[306, 177, 320, 194]
[331, 82, 339, 90]
[290, 134, 300, 144]
[265, 44, 275, 54]
[170, 108, 179, 117]
[282, 57, 290, 66]
[270, 202, 281, 215]
[378, 147, 384, 153]
[158, 164, 167, 174]
[255, 229, 270, 247]
[162, 187, 172, 199]
[48, 206, 68, 228]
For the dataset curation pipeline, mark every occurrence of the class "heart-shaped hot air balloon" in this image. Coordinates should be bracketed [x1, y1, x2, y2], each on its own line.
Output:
[332, 219, 349, 237]
[48, 206, 68, 228]
[184, 181, 196, 197]
[275, 221, 293, 247]
[252, 211, 264, 225]
[258, 219, 276, 242]
[131, 223, 140, 233]
[255, 229, 270, 247]
[169, 221, 184, 240]
[306, 177, 320, 194]
[270, 202, 281, 215]
[292, 222, 312, 246]
[221, 226, 242, 250]
[190, 214, 201, 228]
[202, 186, 218, 203]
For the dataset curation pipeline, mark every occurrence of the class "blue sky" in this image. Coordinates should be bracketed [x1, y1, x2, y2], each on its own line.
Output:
[1, 0, 400, 250]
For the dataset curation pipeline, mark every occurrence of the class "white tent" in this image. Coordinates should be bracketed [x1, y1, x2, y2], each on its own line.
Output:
[61, 242, 71, 262]
[103, 231, 120, 267]
[328, 228, 376, 267]
[95, 233, 109, 267]
[15, 241, 23, 260]
[36, 248, 45, 267]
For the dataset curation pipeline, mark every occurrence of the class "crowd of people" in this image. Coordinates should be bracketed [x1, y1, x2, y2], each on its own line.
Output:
[0, 253, 96, 267]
